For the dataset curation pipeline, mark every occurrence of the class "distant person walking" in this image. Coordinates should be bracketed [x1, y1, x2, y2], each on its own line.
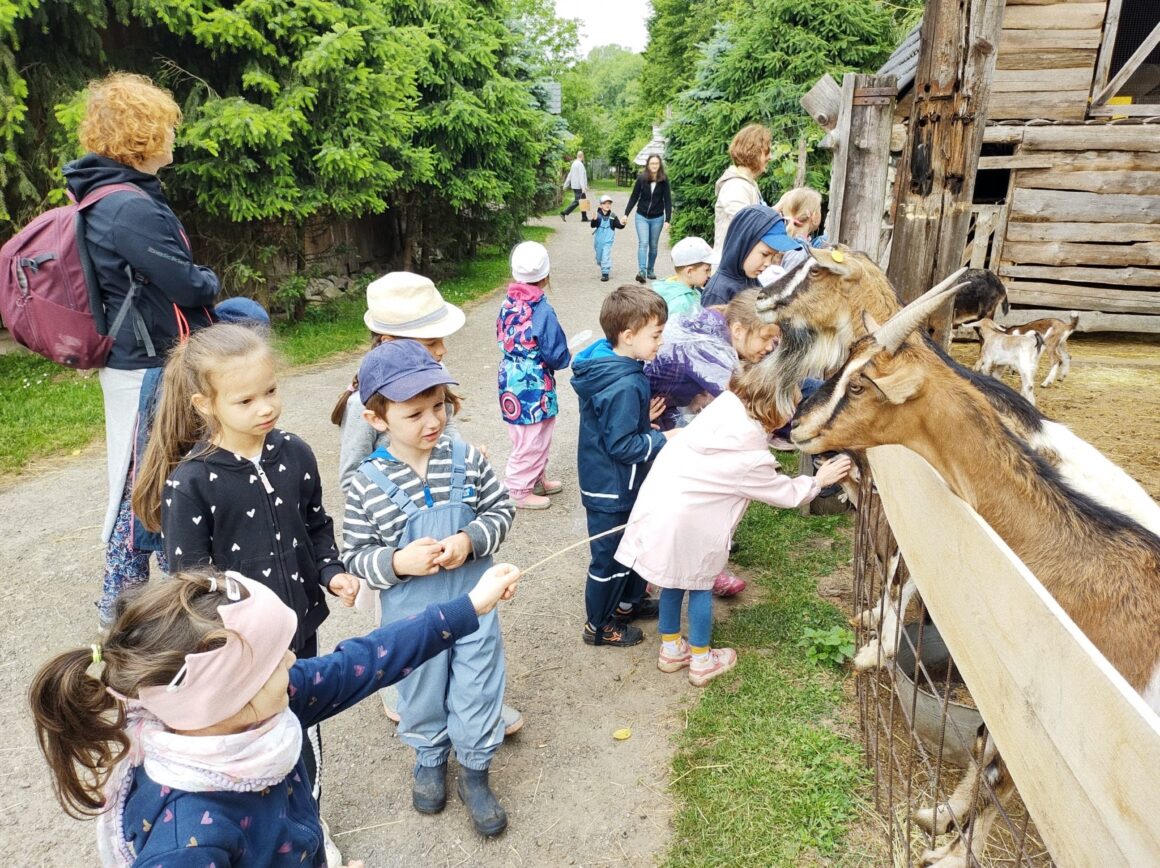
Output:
[624, 154, 673, 284]
[560, 151, 589, 221]
[713, 124, 772, 264]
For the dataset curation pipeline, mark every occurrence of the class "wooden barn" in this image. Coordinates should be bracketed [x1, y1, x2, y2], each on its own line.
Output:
[877, 0, 1160, 332]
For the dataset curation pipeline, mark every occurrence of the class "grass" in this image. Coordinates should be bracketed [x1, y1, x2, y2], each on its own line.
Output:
[0, 225, 554, 475]
[664, 482, 872, 867]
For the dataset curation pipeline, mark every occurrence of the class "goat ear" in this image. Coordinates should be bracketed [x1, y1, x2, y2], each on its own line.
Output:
[866, 366, 924, 405]
[812, 246, 859, 278]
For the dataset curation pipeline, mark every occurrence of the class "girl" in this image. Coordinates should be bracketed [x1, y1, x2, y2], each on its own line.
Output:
[623, 154, 673, 283]
[775, 186, 825, 246]
[496, 241, 571, 511]
[65, 72, 220, 628]
[342, 340, 517, 836]
[589, 194, 626, 281]
[615, 372, 852, 686]
[132, 323, 359, 805]
[29, 565, 520, 866]
[700, 204, 801, 308]
[331, 271, 466, 492]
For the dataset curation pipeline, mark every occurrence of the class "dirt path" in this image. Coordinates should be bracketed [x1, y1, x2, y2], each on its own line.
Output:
[0, 196, 693, 866]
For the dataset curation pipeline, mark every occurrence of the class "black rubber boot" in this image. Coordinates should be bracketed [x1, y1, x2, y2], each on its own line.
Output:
[412, 762, 447, 814]
[457, 767, 508, 836]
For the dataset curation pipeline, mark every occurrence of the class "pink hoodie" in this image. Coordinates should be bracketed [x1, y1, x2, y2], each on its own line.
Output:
[615, 390, 820, 589]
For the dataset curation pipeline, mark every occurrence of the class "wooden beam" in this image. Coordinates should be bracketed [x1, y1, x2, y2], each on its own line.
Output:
[800, 74, 843, 131]
[1011, 188, 1160, 223]
[989, 91, 1089, 121]
[1007, 280, 1160, 313]
[1017, 168, 1160, 195]
[992, 67, 1095, 90]
[985, 150, 1160, 171]
[868, 445, 1160, 866]
[1002, 3, 1106, 29]
[1020, 125, 1160, 151]
[1006, 219, 1160, 242]
[1088, 104, 1160, 118]
[997, 47, 1097, 69]
[1000, 307, 1160, 333]
[1091, 0, 1126, 101]
[1000, 263, 1159, 287]
[1000, 28, 1102, 52]
[1093, 22, 1160, 105]
[1003, 239, 1160, 267]
[983, 126, 1025, 145]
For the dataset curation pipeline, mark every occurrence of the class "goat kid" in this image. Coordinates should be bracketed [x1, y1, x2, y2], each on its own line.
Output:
[1008, 312, 1080, 387]
[964, 317, 1044, 405]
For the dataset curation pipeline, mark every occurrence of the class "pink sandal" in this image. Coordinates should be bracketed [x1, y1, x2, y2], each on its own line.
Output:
[712, 569, 747, 597]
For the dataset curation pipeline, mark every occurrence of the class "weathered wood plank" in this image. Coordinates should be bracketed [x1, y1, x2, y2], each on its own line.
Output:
[1020, 125, 1160, 152]
[990, 92, 1088, 120]
[1011, 188, 1160, 223]
[801, 74, 842, 132]
[1000, 307, 1160, 334]
[1002, 3, 1106, 29]
[996, 47, 1097, 70]
[983, 150, 1160, 172]
[983, 126, 1026, 145]
[1006, 0, 1108, 5]
[1092, 0, 1124, 99]
[1006, 280, 1160, 312]
[1003, 239, 1160, 267]
[1000, 263, 1160, 286]
[1006, 220, 1160, 242]
[1093, 22, 1160, 106]
[1089, 104, 1160, 118]
[1000, 28, 1102, 52]
[992, 67, 1094, 90]
[1016, 168, 1160, 195]
[868, 445, 1160, 867]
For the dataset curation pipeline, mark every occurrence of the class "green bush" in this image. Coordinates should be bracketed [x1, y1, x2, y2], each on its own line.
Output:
[799, 625, 857, 668]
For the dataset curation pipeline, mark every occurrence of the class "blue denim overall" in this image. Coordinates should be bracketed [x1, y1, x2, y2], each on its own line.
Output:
[593, 213, 616, 277]
[358, 440, 506, 770]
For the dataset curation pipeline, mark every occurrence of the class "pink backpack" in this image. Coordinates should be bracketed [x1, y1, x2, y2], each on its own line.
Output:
[0, 183, 146, 369]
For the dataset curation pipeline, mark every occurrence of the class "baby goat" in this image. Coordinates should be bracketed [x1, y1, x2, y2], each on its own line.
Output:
[966, 317, 1044, 405]
[1008, 311, 1080, 387]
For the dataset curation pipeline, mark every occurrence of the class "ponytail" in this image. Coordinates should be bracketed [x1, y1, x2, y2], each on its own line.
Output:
[331, 375, 359, 427]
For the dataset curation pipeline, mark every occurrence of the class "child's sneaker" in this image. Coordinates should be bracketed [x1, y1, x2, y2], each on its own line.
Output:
[711, 570, 747, 597]
[601, 273, 610, 282]
[688, 647, 737, 686]
[658, 638, 692, 672]
[513, 492, 551, 510]
[583, 621, 644, 647]
[613, 596, 660, 621]
[533, 478, 563, 496]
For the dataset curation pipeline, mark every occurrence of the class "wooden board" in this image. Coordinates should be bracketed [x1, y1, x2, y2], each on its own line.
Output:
[1017, 168, 1160, 195]
[867, 445, 1160, 866]
[1006, 220, 1160, 242]
[983, 150, 1160, 172]
[1021, 125, 1160, 152]
[1006, 0, 1108, 5]
[1000, 28, 1102, 52]
[1003, 239, 1160, 267]
[1000, 307, 1160, 333]
[996, 47, 1097, 70]
[1006, 280, 1160, 313]
[1002, 3, 1106, 29]
[992, 67, 1094, 90]
[1011, 188, 1160, 223]
[989, 91, 1088, 121]
[1000, 263, 1160, 287]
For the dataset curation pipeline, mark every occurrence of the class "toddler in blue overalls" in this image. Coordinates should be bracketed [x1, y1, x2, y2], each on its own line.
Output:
[342, 339, 516, 837]
[590, 194, 626, 281]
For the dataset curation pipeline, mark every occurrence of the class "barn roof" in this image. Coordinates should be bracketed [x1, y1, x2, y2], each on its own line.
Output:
[877, 22, 922, 95]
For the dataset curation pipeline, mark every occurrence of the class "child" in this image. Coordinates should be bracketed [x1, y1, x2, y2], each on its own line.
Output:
[132, 322, 360, 808]
[342, 340, 517, 837]
[774, 186, 825, 245]
[496, 241, 571, 510]
[590, 194, 626, 281]
[701, 204, 802, 308]
[615, 378, 852, 685]
[571, 285, 674, 647]
[650, 236, 715, 317]
[332, 271, 466, 492]
[29, 564, 520, 865]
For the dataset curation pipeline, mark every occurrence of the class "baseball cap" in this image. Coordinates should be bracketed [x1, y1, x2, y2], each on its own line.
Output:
[358, 339, 459, 405]
[670, 236, 716, 268]
[599, 194, 613, 203]
[214, 297, 271, 326]
[363, 272, 466, 339]
[761, 218, 805, 253]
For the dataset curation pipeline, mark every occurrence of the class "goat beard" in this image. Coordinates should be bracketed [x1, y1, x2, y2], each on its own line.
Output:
[763, 322, 847, 421]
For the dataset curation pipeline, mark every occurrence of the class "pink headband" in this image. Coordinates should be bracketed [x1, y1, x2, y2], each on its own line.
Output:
[133, 572, 297, 730]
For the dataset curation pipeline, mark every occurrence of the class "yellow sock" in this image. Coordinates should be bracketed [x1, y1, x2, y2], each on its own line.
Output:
[661, 633, 681, 643]
[690, 645, 710, 656]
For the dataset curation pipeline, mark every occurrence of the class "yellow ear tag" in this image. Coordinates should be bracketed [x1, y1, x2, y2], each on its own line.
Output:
[612, 728, 632, 741]
[830, 250, 845, 263]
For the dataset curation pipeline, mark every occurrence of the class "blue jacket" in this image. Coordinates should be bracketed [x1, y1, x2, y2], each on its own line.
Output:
[118, 594, 479, 866]
[571, 339, 667, 513]
[63, 155, 219, 369]
[701, 204, 781, 307]
[496, 282, 571, 424]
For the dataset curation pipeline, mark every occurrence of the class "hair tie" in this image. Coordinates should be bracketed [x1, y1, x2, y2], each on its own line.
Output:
[91, 643, 103, 666]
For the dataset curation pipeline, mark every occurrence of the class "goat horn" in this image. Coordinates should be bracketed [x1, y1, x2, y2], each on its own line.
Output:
[874, 267, 969, 354]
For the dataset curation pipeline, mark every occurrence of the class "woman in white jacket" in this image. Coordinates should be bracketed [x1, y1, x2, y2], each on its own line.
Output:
[712, 124, 772, 263]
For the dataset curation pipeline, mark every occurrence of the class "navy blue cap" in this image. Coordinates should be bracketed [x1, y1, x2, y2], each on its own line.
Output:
[214, 297, 271, 325]
[358, 339, 459, 405]
[760, 218, 804, 253]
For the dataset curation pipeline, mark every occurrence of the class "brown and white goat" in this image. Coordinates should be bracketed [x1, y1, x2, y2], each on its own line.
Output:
[966, 316, 1044, 405]
[1008, 311, 1080, 387]
[790, 285, 1160, 866]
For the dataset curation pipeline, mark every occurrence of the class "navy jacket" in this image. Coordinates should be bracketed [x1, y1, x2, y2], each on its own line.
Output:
[118, 595, 479, 867]
[701, 204, 781, 307]
[63, 154, 219, 369]
[571, 339, 667, 514]
[162, 430, 343, 653]
[624, 175, 672, 221]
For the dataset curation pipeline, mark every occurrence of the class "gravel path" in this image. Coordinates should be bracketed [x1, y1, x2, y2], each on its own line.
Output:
[0, 193, 703, 866]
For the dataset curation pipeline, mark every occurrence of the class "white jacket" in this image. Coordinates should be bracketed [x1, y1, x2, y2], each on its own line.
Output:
[712, 166, 762, 262]
[564, 158, 588, 192]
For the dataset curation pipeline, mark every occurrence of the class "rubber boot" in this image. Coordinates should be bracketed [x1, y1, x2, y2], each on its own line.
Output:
[457, 767, 508, 836]
[412, 762, 447, 814]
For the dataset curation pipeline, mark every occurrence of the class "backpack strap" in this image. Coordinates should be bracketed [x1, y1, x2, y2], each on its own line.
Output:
[358, 452, 421, 519]
[448, 439, 470, 503]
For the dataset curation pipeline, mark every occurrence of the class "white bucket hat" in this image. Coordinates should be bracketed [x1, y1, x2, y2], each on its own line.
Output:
[510, 241, 551, 284]
[363, 272, 466, 338]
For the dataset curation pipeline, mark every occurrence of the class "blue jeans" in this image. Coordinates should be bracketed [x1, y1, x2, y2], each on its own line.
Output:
[634, 213, 664, 275]
[658, 587, 713, 647]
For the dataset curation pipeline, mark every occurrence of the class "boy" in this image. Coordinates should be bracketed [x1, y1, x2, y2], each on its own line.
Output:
[571, 285, 674, 647]
[342, 340, 516, 837]
[590, 194, 626, 282]
[651, 236, 715, 317]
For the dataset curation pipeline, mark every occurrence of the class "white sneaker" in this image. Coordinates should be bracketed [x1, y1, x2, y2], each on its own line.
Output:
[320, 818, 342, 868]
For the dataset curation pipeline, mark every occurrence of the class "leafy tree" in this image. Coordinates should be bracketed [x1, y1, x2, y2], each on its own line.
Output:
[559, 44, 643, 162]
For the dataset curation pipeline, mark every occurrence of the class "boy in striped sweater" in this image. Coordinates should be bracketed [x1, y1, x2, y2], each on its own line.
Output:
[341, 339, 516, 837]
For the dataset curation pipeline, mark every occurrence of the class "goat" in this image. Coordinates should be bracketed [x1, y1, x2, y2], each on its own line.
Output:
[1008, 312, 1080, 387]
[966, 317, 1044, 405]
[930, 268, 1009, 345]
[790, 282, 1160, 866]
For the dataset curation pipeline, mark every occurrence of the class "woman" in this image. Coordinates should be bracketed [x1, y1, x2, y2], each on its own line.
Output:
[713, 124, 772, 263]
[62, 72, 219, 627]
[623, 154, 673, 283]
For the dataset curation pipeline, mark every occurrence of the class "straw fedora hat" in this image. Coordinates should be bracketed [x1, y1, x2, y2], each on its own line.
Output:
[363, 272, 466, 338]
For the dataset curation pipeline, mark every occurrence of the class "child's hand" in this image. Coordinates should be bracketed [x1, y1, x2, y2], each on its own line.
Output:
[328, 572, 361, 607]
[468, 563, 521, 615]
[662, 428, 679, 440]
[475, 442, 490, 461]
[815, 454, 853, 488]
[649, 396, 666, 422]
[392, 537, 443, 577]
[434, 532, 473, 570]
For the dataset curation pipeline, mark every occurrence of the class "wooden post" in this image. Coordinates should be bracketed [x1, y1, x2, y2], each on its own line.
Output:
[823, 73, 897, 258]
[885, 0, 1006, 341]
[794, 135, 808, 188]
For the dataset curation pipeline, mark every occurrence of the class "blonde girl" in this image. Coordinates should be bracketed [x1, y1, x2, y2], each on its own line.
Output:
[774, 186, 824, 243]
[28, 566, 519, 865]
